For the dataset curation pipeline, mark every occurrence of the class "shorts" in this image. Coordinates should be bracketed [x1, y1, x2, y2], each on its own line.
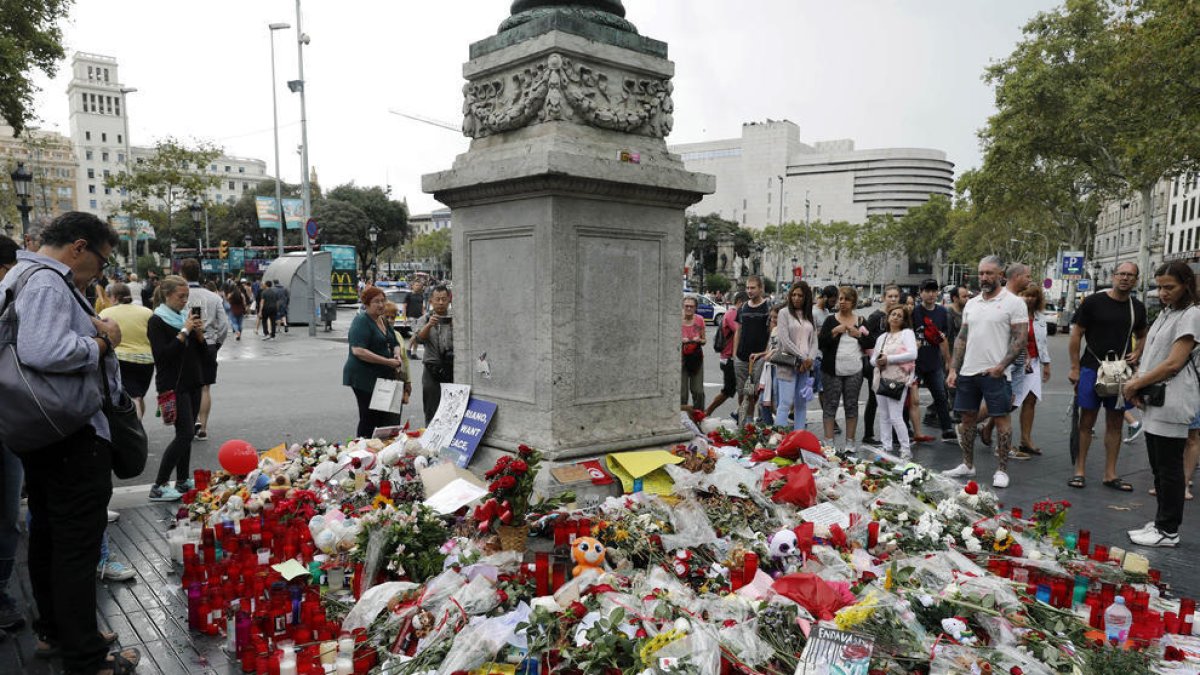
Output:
[201, 343, 221, 385]
[118, 360, 154, 398]
[954, 373, 1011, 417]
[1189, 408, 1200, 431]
[734, 358, 750, 395]
[1076, 366, 1133, 411]
[720, 359, 737, 398]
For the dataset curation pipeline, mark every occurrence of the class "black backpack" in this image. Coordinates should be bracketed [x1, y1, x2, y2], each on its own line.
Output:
[713, 321, 729, 353]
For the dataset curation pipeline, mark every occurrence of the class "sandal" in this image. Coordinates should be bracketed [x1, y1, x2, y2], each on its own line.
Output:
[1019, 444, 1043, 456]
[36, 630, 117, 658]
[1068, 475, 1086, 488]
[98, 647, 140, 675]
[1102, 478, 1134, 492]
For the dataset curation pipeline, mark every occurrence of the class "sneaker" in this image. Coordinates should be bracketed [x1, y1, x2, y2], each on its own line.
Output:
[992, 470, 1010, 489]
[941, 430, 959, 443]
[943, 463, 976, 478]
[1124, 422, 1144, 444]
[899, 447, 913, 461]
[107, 509, 120, 523]
[149, 485, 183, 502]
[1009, 449, 1033, 461]
[194, 430, 208, 441]
[1128, 527, 1179, 548]
[175, 479, 194, 492]
[1128, 521, 1156, 537]
[860, 436, 880, 447]
[97, 559, 136, 582]
[0, 596, 24, 631]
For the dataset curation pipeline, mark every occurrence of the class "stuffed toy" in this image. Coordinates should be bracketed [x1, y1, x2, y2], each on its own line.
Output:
[571, 537, 606, 578]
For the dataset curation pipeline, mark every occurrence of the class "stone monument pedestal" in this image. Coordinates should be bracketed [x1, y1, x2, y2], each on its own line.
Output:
[423, 6, 713, 460]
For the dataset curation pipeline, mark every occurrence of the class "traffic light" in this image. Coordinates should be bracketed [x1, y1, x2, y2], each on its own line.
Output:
[219, 240, 229, 260]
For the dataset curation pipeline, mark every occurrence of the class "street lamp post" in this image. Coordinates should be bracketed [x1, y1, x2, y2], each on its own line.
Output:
[368, 225, 379, 283]
[268, 22, 290, 259]
[754, 242, 764, 281]
[292, 0, 317, 337]
[697, 220, 707, 295]
[189, 198, 204, 257]
[118, 87, 138, 268]
[10, 162, 33, 237]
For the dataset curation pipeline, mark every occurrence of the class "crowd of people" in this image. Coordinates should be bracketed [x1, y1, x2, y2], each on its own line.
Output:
[695, 256, 1199, 549]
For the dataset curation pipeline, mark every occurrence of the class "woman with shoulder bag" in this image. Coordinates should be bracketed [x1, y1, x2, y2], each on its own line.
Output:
[1121, 262, 1199, 547]
[681, 297, 707, 410]
[773, 282, 818, 430]
[872, 305, 918, 459]
[817, 286, 874, 448]
[343, 287, 407, 439]
[146, 275, 207, 502]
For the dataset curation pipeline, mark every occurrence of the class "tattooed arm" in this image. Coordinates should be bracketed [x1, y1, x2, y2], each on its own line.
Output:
[946, 322, 969, 388]
[987, 321, 1029, 378]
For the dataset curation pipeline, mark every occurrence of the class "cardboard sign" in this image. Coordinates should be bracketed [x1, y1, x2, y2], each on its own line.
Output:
[420, 384, 472, 453]
[795, 625, 875, 675]
[605, 450, 684, 495]
[446, 397, 497, 468]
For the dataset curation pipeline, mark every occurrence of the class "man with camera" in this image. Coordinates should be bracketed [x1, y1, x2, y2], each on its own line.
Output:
[1068, 261, 1147, 491]
[415, 284, 454, 425]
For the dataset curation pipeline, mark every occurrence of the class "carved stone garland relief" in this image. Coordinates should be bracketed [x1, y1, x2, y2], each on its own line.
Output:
[463, 53, 673, 139]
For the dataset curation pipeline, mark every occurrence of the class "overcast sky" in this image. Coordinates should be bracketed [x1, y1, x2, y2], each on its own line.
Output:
[30, 0, 1058, 215]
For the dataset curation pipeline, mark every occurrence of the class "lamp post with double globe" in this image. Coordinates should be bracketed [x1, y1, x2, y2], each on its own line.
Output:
[10, 162, 33, 239]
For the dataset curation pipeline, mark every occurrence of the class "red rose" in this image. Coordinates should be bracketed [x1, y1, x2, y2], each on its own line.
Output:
[498, 475, 517, 490]
[963, 480, 979, 495]
[495, 455, 512, 469]
[518, 444, 534, 457]
[496, 589, 509, 604]
[1009, 543, 1024, 557]
[569, 601, 588, 618]
[510, 460, 529, 474]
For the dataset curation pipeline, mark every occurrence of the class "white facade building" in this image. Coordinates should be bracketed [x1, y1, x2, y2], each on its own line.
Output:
[67, 52, 269, 219]
[669, 119, 954, 287]
[1090, 178, 1169, 285]
[1164, 171, 1200, 269]
[408, 208, 451, 237]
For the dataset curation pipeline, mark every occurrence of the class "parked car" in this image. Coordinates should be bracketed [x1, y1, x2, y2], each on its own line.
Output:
[685, 293, 727, 326]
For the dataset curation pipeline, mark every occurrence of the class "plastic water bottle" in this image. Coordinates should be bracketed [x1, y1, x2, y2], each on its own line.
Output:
[1104, 596, 1132, 643]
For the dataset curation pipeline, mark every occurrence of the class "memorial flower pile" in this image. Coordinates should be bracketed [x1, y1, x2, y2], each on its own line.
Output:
[168, 424, 1200, 674]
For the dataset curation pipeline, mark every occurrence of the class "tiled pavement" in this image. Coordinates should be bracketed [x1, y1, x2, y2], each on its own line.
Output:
[0, 502, 234, 674]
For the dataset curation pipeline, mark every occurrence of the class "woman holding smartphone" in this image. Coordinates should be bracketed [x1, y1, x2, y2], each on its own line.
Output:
[146, 275, 208, 502]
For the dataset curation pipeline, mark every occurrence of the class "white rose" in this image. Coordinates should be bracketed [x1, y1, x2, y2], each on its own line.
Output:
[1028, 550, 1043, 561]
[995, 527, 1009, 541]
[960, 526, 974, 540]
[897, 512, 910, 522]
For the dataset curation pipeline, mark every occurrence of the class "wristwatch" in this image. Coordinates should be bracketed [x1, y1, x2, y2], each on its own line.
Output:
[97, 332, 113, 353]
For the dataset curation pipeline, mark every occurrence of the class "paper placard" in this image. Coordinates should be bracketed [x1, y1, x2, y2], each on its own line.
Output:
[795, 625, 874, 675]
[550, 465, 593, 484]
[420, 384, 472, 452]
[446, 397, 497, 468]
[372, 424, 406, 440]
[423, 477, 488, 515]
[368, 379, 405, 414]
[799, 503, 850, 530]
[271, 559, 311, 581]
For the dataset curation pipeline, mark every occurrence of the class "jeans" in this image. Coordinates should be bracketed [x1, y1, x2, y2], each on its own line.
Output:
[917, 365, 954, 432]
[155, 388, 199, 486]
[1146, 433, 1186, 534]
[774, 372, 811, 431]
[877, 386, 910, 453]
[21, 426, 112, 673]
[229, 311, 243, 335]
[0, 444, 22, 601]
[812, 357, 823, 393]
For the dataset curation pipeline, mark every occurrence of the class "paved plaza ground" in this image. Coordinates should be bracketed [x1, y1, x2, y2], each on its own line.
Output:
[1, 310, 1195, 671]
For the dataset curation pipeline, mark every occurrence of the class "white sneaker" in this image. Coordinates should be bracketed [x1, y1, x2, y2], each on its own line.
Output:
[107, 509, 120, 523]
[899, 447, 913, 461]
[1128, 521, 1156, 537]
[1128, 527, 1179, 548]
[943, 463, 976, 478]
[97, 559, 136, 581]
[1123, 422, 1144, 444]
[992, 470, 1010, 489]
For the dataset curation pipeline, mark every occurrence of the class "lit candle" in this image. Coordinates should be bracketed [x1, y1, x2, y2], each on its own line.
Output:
[338, 632, 354, 656]
[335, 656, 353, 675]
[279, 657, 297, 675]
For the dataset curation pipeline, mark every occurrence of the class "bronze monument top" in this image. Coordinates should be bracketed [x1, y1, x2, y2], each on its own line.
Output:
[510, 0, 625, 17]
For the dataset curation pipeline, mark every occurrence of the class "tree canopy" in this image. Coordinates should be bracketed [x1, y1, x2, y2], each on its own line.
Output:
[0, 0, 72, 135]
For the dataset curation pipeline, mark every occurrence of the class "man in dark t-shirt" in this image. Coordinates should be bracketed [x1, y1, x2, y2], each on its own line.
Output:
[1067, 261, 1148, 491]
[733, 276, 771, 411]
[912, 279, 955, 441]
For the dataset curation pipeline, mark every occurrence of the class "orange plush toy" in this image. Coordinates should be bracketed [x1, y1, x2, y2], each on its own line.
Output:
[571, 537, 606, 578]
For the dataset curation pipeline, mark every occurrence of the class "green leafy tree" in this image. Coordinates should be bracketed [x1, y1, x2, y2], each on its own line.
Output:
[311, 198, 371, 268]
[325, 183, 409, 266]
[1, 0, 73, 135]
[106, 137, 223, 254]
[685, 213, 753, 274]
[983, 0, 1200, 290]
[409, 229, 452, 276]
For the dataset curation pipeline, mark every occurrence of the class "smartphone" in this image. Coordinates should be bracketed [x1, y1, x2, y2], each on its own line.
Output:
[190, 306, 202, 319]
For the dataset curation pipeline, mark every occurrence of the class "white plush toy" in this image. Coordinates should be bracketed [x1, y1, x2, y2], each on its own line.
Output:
[768, 529, 803, 574]
[941, 616, 978, 645]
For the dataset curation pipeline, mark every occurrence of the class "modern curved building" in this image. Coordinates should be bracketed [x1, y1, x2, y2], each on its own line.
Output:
[670, 119, 955, 286]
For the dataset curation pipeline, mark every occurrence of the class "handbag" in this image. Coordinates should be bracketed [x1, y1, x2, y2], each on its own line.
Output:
[0, 265, 104, 453]
[876, 378, 906, 400]
[98, 353, 148, 479]
[1141, 382, 1166, 407]
[1088, 299, 1134, 398]
[768, 350, 801, 368]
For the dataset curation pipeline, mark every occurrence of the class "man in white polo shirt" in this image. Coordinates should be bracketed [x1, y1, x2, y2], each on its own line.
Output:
[945, 256, 1029, 488]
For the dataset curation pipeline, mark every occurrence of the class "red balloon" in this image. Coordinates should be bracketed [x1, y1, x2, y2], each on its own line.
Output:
[218, 439, 259, 475]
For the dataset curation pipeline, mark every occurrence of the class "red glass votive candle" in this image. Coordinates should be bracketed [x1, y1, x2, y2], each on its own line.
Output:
[1011, 507, 1022, 520]
[1179, 598, 1196, 635]
[1077, 529, 1090, 556]
[1092, 544, 1108, 562]
[1149, 569, 1162, 585]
